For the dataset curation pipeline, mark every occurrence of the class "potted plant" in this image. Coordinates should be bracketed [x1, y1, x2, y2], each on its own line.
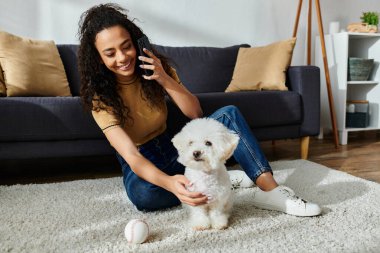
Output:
[360, 11, 379, 32]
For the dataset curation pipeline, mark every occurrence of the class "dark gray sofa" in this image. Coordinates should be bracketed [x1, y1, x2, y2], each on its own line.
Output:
[0, 44, 320, 163]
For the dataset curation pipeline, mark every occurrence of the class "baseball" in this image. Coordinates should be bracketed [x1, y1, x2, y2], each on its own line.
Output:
[124, 219, 149, 244]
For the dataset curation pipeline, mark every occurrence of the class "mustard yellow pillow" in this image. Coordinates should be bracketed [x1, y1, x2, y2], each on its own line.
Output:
[0, 31, 71, 97]
[226, 38, 296, 92]
[0, 64, 6, 96]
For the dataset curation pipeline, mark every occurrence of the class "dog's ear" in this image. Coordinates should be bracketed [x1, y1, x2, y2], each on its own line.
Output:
[221, 131, 240, 161]
[171, 132, 186, 152]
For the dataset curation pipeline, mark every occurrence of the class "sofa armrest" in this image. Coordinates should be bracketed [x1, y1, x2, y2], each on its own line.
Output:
[286, 66, 320, 136]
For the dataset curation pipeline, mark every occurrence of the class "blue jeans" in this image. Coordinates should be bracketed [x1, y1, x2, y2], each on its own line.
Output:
[116, 105, 272, 211]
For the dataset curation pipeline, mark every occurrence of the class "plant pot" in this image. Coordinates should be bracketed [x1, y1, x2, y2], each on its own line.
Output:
[368, 24, 378, 33]
[348, 57, 374, 81]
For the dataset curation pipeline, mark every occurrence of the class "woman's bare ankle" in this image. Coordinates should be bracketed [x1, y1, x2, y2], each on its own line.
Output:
[255, 172, 278, 192]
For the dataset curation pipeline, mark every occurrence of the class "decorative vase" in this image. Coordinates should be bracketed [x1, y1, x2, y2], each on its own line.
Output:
[348, 57, 374, 81]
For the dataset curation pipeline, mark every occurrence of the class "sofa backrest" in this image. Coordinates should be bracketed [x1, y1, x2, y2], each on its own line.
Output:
[154, 44, 250, 93]
[57, 43, 250, 96]
[57, 44, 81, 96]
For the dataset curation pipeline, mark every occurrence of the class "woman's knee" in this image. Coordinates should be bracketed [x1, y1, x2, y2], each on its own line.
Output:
[224, 105, 239, 112]
[125, 174, 180, 211]
[125, 175, 155, 210]
[210, 105, 242, 124]
[219, 105, 238, 113]
[215, 105, 241, 118]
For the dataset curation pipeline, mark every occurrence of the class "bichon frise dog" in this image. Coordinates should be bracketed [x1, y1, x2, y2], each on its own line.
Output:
[172, 118, 239, 230]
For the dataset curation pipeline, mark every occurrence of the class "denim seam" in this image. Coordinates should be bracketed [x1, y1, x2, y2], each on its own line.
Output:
[213, 112, 267, 170]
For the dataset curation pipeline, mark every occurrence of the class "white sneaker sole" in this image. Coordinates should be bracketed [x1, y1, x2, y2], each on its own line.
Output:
[252, 202, 322, 217]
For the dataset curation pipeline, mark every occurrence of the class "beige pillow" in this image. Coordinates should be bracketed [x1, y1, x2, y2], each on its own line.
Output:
[0, 64, 6, 96]
[0, 31, 71, 96]
[226, 38, 296, 92]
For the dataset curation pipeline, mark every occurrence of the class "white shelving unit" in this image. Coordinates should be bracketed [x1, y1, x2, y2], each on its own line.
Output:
[316, 32, 380, 145]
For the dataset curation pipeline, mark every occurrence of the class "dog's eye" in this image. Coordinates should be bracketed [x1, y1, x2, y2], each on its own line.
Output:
[188, 141, 193, 146]
[205, 141, 212, 146]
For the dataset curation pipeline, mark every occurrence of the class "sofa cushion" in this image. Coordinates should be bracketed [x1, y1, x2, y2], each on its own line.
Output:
[0, 140, 114, 160]
[0, 97, 103, 141]
[166, 91, 302, 136]
[0, 64, 5, 96]
[57, 45, 81, 96]
[199, 91, 302, 127]
[154, 44, 250, 93]
[226, 38, 296, 92]
[0, 31, 72, 97]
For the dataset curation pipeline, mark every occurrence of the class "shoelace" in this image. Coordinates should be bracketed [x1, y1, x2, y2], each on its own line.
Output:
[279, 186, 308, 205]
[229, 171, 244, 189]
[231, 177, 243, 186]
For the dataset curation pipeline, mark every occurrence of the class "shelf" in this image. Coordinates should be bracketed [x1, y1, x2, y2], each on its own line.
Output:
[316, 33, 380, 145]
[347, 81, 379, 85]
[346, 126, 380, 132]
[347, 32, 380, 39]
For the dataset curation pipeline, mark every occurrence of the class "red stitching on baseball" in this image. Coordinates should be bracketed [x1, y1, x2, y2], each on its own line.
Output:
[141, 220, 149, 241]
[128, 219, 138, 243]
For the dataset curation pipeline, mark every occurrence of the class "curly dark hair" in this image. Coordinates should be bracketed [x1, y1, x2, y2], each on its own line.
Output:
[77, 3, 171, 126]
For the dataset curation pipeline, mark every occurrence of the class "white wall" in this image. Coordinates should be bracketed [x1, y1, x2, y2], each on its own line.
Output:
[0, 0, 379, 65]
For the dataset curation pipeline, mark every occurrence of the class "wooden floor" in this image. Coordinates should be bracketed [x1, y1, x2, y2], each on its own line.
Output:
[1, 131, 379, 185]
[262, 131, 380, 183]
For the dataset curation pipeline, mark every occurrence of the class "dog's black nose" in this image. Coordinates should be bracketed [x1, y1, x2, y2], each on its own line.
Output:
[193, 151, 201, 158]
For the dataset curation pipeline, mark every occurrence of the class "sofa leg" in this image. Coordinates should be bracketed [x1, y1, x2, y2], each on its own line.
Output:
[300, 136, 310, 160]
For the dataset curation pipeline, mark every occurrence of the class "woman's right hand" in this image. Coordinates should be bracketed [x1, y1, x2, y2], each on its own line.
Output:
[168, 175, 208, 206]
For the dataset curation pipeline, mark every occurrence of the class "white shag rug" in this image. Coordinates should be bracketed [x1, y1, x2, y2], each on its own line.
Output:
[1, 160, 380, 253]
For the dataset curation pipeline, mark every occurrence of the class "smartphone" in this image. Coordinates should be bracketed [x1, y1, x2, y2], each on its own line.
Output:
[137, 35, 154, 76]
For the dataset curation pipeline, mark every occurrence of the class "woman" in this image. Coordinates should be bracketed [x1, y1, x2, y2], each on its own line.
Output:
[78, 3, 321, 216]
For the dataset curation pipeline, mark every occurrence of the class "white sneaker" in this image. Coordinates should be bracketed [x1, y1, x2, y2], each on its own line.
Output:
[252, 185, 322, 217]
[228, 170, 254, 188]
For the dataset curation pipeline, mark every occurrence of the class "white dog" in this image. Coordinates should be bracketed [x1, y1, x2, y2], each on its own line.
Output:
[172, 118, 239, 230]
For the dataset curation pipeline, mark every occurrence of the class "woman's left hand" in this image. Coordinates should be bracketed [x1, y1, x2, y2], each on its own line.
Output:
[139, 48, 203, 119]
[138, 48, 169, 85]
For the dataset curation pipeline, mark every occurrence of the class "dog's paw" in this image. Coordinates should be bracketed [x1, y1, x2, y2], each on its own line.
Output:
[211, 219, 229, 230]
[190, 216, 211, 231]
[192, 225, 211, 231]
[210, 214, 229, 230]
[212, 223, 228, 230]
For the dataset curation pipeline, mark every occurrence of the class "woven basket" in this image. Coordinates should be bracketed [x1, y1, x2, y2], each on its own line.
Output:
[348, 57, 374, 81]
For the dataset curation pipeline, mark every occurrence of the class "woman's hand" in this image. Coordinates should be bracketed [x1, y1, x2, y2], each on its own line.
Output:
[138, 48, 170, 84]
[139, 48, 203, 119]
[168, 175, 208, 206]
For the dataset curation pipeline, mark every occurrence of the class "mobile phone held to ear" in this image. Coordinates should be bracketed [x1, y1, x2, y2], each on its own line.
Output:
[137, 35, 154, 76]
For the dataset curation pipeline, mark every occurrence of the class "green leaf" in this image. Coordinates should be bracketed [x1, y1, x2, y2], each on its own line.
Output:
[361, 11, 379, 25]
